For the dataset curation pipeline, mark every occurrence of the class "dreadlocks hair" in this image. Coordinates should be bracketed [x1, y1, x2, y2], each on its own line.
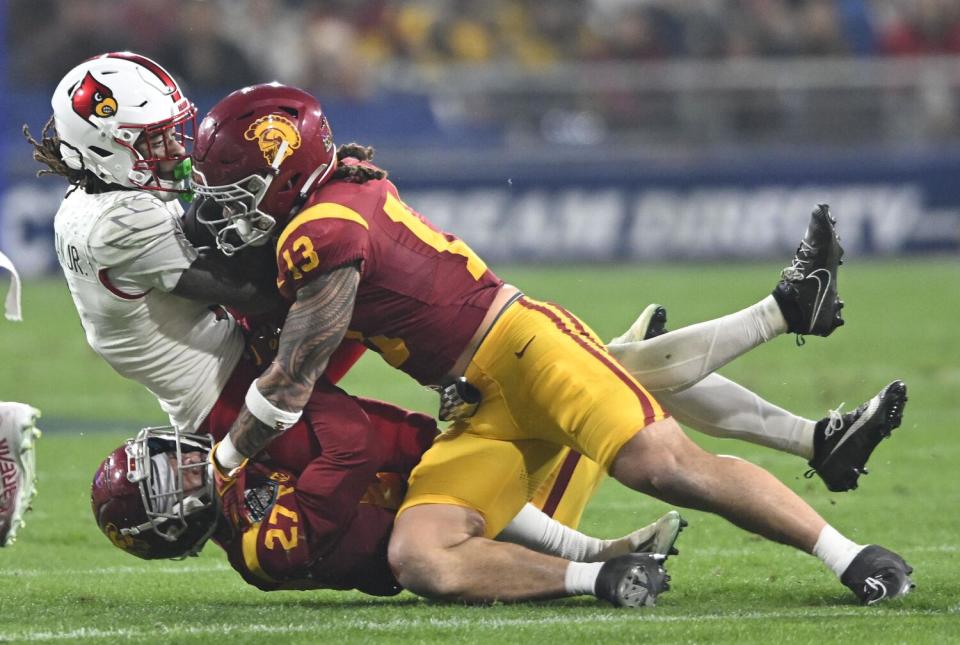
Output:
[22, 116, 111, 193]
[330, 142, 388, 184]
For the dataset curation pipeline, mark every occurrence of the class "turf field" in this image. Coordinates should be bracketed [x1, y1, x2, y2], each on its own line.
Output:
[1, 259, 958, 643]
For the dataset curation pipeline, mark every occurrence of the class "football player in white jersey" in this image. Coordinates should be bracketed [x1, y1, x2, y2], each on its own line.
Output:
[27, 52, 279, 431]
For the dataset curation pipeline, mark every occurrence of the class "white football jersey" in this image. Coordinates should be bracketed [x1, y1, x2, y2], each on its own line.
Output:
[53, 189, 244, 431]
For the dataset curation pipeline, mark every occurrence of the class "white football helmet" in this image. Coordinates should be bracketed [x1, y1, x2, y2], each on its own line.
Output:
[51, 52, 196, 197]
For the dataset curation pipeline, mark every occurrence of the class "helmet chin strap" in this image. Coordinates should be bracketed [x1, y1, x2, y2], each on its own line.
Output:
[271, 140, 290, 171]
[59, 143, 85, 171]
[156, 178, 188, 202]
[287, 158, 337, 218]
[127, 168, 189, 202]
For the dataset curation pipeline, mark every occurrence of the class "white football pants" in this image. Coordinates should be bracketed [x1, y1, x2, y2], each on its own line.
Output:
[607, 296, 815, 459]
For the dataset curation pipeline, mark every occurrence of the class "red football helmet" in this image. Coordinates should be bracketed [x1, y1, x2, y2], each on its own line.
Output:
[91, 427, 217, 560]
[191, 82, 338, 255]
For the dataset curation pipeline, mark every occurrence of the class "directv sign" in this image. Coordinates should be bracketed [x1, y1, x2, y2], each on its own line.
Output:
[411, 182, 956, 262]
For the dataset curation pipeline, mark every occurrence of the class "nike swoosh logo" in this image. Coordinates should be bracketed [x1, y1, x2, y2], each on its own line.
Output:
[515, 336, 536, 359]
[806, 268, 831, 329]
[827, 395, 880, 457]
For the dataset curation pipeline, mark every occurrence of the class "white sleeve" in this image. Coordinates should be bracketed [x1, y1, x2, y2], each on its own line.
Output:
[89, 197, 198, 293]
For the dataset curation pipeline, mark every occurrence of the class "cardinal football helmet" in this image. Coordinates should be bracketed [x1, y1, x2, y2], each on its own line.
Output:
[51, 52, 196, 197]
[191, 82, 337, 255]
[91, 426, 216, 560]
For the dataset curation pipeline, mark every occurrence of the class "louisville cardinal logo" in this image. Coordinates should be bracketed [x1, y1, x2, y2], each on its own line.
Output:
[244, 114, 301, 167]
[71, 71, 118, 124]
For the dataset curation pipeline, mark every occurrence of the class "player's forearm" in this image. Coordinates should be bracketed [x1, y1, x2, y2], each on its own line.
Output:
[174, 251, 283, 314]
[266, 263, 360, 409]
[220, 264, 360, 463]
[217, 367, 317, 465]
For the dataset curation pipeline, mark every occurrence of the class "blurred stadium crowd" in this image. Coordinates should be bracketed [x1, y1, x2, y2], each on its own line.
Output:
[10, 0, 960, 95]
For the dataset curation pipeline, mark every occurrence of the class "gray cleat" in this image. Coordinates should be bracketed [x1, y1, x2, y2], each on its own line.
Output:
[595, 553, 670, 608]
[841, 545, 914, 605]
[630, 510, 687, 559]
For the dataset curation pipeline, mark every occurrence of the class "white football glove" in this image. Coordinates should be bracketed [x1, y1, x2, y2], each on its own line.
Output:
[0, 402, 42, 546]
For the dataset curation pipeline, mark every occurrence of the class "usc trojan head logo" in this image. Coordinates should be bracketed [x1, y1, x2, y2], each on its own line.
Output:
[71, 72, 118, 124]
[103, 523, 148, 556]
[243, 114, 301, 168]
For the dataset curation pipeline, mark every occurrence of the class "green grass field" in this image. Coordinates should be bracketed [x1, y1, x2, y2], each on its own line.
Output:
[1, 259, 958, 643]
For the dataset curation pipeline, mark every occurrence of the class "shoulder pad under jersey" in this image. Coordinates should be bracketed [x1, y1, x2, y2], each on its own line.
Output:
[89, 195, 184, 266]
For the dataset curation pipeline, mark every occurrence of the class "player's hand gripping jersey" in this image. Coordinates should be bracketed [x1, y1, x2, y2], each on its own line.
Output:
[274, 164, 502, 385]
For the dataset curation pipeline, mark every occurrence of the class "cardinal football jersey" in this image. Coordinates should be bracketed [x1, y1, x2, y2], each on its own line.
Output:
[274, 176, 502, 385]
[219, 464, 403, 596]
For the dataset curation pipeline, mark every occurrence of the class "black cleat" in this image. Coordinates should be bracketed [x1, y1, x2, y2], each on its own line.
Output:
[806, 380, 908, 492]
[841, 545, 914, 605]
[595, 553, 670, 607]
[772, 204, 845, 339]
[610, 304, 669, 345]
[631, 510, 688, 558]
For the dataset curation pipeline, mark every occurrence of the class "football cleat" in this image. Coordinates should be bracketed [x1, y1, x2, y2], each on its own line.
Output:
[595, 553, 671, 608]
[772, 204, 845, 339]
[609, 303, 669, 346]
[806, 380, 907, 492]
[629, 510, 687, 558]
[841, 545, 914, 605]
[0, 402, 42, 547]
[589, 510, 688, 562]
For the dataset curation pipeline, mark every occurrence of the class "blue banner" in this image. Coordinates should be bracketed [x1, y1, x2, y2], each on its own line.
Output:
[3, 90, 958, 275]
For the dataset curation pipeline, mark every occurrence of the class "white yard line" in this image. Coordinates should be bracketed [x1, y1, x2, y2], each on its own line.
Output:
[7, 608, 958, 642]
[0, 562, 232, 577]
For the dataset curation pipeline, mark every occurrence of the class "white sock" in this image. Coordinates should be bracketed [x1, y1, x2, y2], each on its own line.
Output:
[813, 524, 865, 578]
[564, 561, 605, 595]
[757, 294, 790, 339]
[607, 296, 788, 393]
[657, 373, 817, 459]
[497, 504, 604, 561]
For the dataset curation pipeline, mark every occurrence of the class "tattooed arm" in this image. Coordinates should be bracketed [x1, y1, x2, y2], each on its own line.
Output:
[226, 262, 361, 459]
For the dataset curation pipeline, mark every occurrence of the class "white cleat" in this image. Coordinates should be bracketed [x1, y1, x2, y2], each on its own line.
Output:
[0, 402, 42, 547]
[589, 510, 687, 562]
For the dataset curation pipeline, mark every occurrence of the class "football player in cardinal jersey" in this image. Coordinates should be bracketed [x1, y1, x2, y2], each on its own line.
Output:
[91, 426, 686, 599]
[192, 83, 912, 607]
